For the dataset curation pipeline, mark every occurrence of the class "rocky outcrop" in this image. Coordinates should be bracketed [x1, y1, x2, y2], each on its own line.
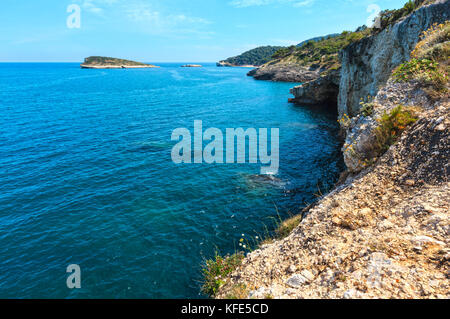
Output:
[217, 61, 256, 68]
[217, 94, 449, 299]
[215, 1, 449, 300]
[289, 69, 340, 105]
[217, 61, 237, 67]
[338, 0, 450, 118]
[342, 79, 438, 172]
[248, 63, 321, 82]
[288, 0, 449, 114]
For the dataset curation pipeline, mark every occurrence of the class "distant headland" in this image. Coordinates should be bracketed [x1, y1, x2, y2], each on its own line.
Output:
[81, 56, 159, 69]
[216, 46, 283, 68]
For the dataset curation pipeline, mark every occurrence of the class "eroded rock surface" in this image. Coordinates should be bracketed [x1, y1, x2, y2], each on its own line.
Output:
[217, 98, 449, 299]
[338, 0, 450, 118]
[248, 63, 321, 82]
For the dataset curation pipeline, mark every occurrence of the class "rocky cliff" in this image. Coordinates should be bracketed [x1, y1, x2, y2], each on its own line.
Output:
[338, 0, 450, 118]
[217, 93, 449, 298]
[248, 28, 370, 83]
[290, 0, 449, 111]
[247, 63, 321, 82]
[213, 0, 449, 299]
[288, 69, 340, 105]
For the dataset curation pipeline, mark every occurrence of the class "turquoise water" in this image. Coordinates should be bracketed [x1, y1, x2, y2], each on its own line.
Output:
[0, 63, 343, 298]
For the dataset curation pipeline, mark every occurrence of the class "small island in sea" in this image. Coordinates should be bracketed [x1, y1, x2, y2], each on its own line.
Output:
[80, 56, 159, 69]
[181, 64, 202, 68]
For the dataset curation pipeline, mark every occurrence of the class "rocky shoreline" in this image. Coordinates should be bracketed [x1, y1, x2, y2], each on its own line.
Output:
[215, 0, 450, 299]
[247, 63, 321, 82]
[288, 69, 340, 106]
[217, 74, 449, 299]
[217, 61, 256, 68]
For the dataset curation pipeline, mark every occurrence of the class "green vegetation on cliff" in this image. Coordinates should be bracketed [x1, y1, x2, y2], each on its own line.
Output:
[376, 0, 433, 31]
[296, 33, 340, 47]
[219, 46, 284, 66]
[201, 252, 244, 297]
[393, 21, 449, 96]
[257, 1, 438, 77]
[270, 27, 371, 72]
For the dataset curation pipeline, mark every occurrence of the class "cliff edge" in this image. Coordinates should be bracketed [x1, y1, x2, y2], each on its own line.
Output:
[213, 0, 449, 299]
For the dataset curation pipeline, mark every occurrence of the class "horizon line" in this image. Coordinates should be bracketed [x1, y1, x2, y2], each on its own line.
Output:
[0, 61, 218, 64]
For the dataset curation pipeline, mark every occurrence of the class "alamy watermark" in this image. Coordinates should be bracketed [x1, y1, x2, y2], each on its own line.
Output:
[367, 4, 382, 29]
[67, 4, 81, 29]
[66, 264, 81, 289]
[171, 121, 279, 175]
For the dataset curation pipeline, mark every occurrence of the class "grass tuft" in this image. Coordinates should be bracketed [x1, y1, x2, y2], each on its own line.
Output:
[393, 22, 449, 97]
[201, 252, 244, 297]
[375, 105, 418, 152]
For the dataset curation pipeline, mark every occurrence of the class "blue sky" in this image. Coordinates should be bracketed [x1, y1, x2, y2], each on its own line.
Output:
[0, 0, 408, 62]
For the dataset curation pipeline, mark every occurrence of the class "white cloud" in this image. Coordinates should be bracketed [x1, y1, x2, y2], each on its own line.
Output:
[229, 0, 316, 8]
[229, 0, 273, 7]
[293, 0, 316, 7]
[77, 0, 118, 14]
[72, 0, 212, 37]
[125, 2, 212, 37]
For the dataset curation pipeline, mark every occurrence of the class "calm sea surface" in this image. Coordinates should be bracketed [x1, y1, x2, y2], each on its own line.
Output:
[0, 63, 343, 298]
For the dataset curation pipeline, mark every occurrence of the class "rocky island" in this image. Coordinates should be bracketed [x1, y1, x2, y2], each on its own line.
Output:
[81, 56, 159, 69]
[204, 0, 450, 300]
[181, 64, 202, 68]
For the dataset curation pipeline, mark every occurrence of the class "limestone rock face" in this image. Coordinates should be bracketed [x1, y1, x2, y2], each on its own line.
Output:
[342, 80, 434, 172]
[338, 0, 450, 118]
[247, 64, 321, 82]
[289, 69, 340, 106]
[216, 95, 450, 299]
[215, 2, 450, 299]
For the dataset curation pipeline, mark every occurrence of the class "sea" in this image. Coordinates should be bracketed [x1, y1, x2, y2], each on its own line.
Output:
[0, 62, 344, 298]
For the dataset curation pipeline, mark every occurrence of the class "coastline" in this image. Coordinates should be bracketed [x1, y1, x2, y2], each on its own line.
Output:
[210, 0, 450, 299]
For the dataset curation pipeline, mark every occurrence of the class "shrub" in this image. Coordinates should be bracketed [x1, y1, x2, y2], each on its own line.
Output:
[375, 105, 417, 152]
[338, 113, 352, 130]
[393, 22, 449, 95]
[359, 96, 375, 117]
[377, 0, 428, 30]
[275, 214, 302, 239]
[201, 252, 244, 297]
[393, 58, 447, 85]
[412, 22, 450, 60]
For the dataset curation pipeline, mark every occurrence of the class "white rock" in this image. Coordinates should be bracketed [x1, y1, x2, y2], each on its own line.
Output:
[343, 289, 361, 299]
[286, 274, 308, 288]
[300, 270, 315, 282]
[412, 236, 445, 247]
